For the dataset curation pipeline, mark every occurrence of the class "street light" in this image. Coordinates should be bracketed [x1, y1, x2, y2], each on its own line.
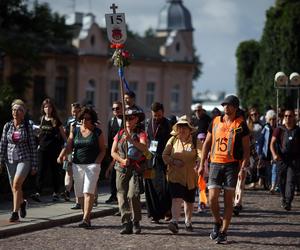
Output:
[274, 71, 300, 123]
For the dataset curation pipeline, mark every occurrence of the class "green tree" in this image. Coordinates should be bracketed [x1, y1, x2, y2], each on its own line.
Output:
[236, 40, 260, 108]
[236, 0, 300, 111]
[0, 0, 72, 129]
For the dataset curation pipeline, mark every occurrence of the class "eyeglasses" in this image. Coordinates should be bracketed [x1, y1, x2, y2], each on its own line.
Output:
[112, 107, 120, 111]
[71, 102, 80, 108]
[125, 116, 136, 121]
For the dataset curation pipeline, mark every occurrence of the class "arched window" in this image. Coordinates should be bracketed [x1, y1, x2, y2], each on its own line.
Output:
[55, 66, 68, 109]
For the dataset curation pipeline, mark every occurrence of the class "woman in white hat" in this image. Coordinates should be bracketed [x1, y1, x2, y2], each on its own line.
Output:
[162, 115, 202, 233]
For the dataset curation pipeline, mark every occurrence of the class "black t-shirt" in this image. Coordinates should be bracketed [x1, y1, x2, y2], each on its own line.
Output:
[272, 125, 300, 160]
[39, 117, 62, 150]
[191, 114, 211, 134]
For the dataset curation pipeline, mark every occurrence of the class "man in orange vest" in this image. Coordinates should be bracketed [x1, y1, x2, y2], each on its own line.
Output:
[198, 95, 250, 244]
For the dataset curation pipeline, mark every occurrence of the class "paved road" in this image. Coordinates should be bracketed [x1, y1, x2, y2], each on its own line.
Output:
[0, 189, 299, 250]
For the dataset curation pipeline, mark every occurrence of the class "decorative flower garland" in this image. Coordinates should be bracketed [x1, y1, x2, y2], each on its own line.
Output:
[111, 43, 131, 68]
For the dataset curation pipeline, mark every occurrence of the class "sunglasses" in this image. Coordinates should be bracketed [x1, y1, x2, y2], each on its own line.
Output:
[284, 115, 293, 118]
[250, 113, 258, 116]
[125, 116, 136, 121]
[112, 107, 120, 111]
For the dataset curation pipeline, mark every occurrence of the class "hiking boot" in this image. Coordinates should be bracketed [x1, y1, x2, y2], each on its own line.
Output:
[9, 212, 19, 222]
[185, 222, 193, 232]
[133, 221, 141, 234]
[105, 195, 118, 204]
[61, 190, 70, 201]
[30, 193, 41, 202]
[210, 219, 223, 240]
[71, 203, 81, 210]
[168, 221, 179, 234]
[120, 222, 133, 234]
[216, 231, 227, 244]
[20, 200, 27, 218]
[78, 219, 91, 228]
[52, 193, 59, 202]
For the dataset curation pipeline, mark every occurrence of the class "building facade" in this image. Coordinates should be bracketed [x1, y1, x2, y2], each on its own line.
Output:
[2, 0, 196, 139]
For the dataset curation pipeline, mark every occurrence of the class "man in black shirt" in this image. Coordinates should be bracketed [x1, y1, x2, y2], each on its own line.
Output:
[191, 104, 211, 135]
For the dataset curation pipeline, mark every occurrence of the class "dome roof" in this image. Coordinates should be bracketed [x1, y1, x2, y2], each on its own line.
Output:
[157, 0, 193, 31]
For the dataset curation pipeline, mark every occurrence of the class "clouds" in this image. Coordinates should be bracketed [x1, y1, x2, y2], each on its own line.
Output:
[39, 0, 274, 94]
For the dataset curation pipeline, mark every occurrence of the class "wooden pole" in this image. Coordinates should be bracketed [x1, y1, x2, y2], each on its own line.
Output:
[119, 66, 128, 158]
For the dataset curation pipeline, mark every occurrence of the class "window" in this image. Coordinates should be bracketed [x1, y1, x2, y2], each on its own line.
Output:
[146, 82, 155, 108]
[33, 76, 46, 117]
[85, 79, 95, 105]
[90, 35, 95, 46]
[170, 84, 180, 112]
[55, 77, 67, 109]
[110, 80, 119, 105]
[176, 42, 180, 52]
[129, 81, 138, 93]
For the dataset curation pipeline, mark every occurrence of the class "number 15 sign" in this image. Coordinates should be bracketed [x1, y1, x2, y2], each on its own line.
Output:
[105, 4, 127, 45]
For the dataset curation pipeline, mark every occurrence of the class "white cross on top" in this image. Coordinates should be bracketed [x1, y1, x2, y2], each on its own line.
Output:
[110, 3, 118, 14]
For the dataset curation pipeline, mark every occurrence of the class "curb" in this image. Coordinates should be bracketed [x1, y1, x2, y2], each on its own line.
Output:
[0, 207, 119, 239]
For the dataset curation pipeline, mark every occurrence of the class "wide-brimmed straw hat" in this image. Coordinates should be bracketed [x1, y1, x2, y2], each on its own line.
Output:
[171, 115, 197, 135]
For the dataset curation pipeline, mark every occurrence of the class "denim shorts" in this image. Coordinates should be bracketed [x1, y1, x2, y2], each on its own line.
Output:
[208, 162, 239, 190]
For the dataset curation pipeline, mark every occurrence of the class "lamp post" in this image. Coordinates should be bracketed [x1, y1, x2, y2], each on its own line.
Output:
[274, 71, 300, 124]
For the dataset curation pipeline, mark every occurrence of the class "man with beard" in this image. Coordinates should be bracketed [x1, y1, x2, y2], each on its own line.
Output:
[145, 102, 172, 223]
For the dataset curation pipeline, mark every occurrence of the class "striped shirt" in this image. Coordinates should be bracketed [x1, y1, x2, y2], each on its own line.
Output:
[0, 120, 38, 167]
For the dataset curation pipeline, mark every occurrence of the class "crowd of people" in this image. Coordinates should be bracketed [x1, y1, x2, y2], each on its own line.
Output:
[0, 92, 299, 244]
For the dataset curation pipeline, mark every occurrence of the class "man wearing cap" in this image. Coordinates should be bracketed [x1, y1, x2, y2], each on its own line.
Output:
[198, 95, 250, 244]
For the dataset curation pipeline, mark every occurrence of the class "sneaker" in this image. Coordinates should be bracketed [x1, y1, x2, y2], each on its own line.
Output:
[30, 193, 41, 202]
[93, 196, 98, 207]
[133, 221, 141, 234]
[9, 212, 19, 222]
[185, 222, 193, 232]
[78, 219, 91, 228]
[20, 200, 27, 218]
[216, 231, 227, 244]
[71, 203, 81, 210]
[210, 219, 223, 240]
[284, 203, 291, 211]
[105, 195, 118, 204]
[61, 191, 70, 201]
[168, 221, 179, 234]
[120, 222, 133, 234]
[233, 204, 242, 216]
[52, 193, 59, 202]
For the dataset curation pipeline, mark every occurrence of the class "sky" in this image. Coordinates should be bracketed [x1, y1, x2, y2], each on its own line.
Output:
[37, 0, 275, 95]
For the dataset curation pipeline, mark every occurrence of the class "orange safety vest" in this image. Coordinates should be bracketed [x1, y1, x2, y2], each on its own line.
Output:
[210, 116, 244, 163]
